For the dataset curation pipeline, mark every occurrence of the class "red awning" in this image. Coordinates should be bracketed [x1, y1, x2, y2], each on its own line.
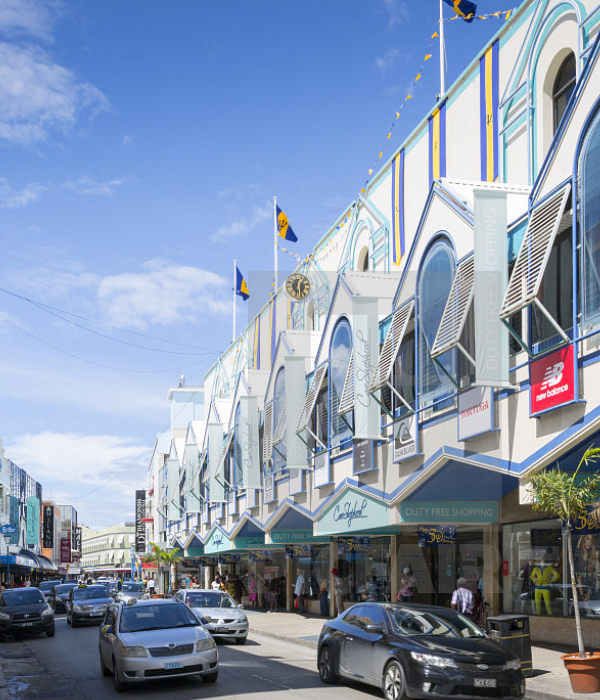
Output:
[141, 518, 154, 523]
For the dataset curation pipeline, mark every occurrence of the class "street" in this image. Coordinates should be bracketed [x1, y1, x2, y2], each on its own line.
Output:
[0, 615, 379, 700]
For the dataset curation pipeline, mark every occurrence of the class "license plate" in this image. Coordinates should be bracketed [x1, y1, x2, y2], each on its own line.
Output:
[164, 662, 181, 670]
[90, 612, 103, 616]
[19, 622, 35, 627]
[474, 679, 497, 688]
[214, 626, 228, 633]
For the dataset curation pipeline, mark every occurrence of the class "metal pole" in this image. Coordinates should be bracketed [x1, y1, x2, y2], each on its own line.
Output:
[273, 196, 278, 292]
[439, 0, 446, 97]
[233, 259, 237, 342]
[5, 537, 10, 587]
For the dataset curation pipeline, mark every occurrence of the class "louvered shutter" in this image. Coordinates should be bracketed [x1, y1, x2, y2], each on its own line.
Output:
[369, 301, 414, 393]
[431, 257, 475, 358]
[272, 406, 287, 445]
[338, 352, 355, 414]
[296, 363, 328, 433]
[262, 402, 273, 466]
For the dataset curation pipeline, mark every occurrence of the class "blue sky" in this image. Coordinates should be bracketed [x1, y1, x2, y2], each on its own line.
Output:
[0, 0, 522, 529]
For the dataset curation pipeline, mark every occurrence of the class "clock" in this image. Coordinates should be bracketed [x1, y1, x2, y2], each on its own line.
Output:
[285, 273, 311, 300]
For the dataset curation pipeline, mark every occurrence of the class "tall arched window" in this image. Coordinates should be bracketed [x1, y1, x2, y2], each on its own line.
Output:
[418, 237, 455, 408]
[273, 368, 286, 471]
[233, 403, 243, 486]
[580, 107, 600, 327]
[330, 319, 353, 446]
[553, 53, 576, 133]
[357, 246, 369, 271]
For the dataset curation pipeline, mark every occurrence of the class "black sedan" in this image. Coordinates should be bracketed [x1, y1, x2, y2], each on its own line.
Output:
[0, 587, 55, 638]
[66, 584, 114, 627]
[317, 603, 525, 700]
[47, 582, 79, 612]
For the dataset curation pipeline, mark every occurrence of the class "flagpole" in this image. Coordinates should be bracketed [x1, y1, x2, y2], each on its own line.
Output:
[273, 196, 278, 293]
[439, 0, 446, 97]
[233, 259, 236, 343]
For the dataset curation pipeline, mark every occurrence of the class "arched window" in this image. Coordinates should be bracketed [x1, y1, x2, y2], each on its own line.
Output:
[330, 319, 353, 446]
[233, 403, 243, 486]
[553, 53, 576, 133]
[273, 368, 286, 471]
[580, 107, 600, 328]
[418, 237, 455, 408]
[357, 246, 369, 272]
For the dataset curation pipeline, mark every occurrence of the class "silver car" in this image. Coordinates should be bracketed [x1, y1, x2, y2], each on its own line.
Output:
[117, 581, 147, 604]
[173, 589, 248, 644]
[98, 598, 218, 692]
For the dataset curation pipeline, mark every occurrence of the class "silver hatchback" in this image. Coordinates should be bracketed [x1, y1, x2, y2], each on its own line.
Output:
[98, 599, 218, 692]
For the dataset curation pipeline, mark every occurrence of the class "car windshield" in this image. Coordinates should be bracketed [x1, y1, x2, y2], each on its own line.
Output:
[122, 582, 144, 592]
[387, 606, 485, 639]
[55, 584, 77, 594]
[120, 604, 199, 633]
[1, 589, 45, 606]
[186, 592, 235, 608]
[73, 588, 109, 600]
[39, 581, 60, 592]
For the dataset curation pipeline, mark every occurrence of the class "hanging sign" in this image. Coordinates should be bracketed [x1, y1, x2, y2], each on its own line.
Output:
[285, 544, 313, 558]
[313, 451, 331, 487]
[393, 414, 418, 462]
[353, 439, 375, 474]
[263, 475, 275, 503]
[135, 490, 146, 553]
[240, 396, 261, 488]
[530, 345, 576, 415]
[417, 526, 457, 547]
[337, 536, 371, 552]
[458, 386, 494, 441]
[249, 550, 274, 562]
[26, 496, 40, 546]
[42, 505, 54, 549]
[352, 297, 381, 440]
[60, 537, 72, 563]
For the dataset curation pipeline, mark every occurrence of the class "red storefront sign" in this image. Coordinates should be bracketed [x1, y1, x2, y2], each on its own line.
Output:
[530, 345, 575, 415]
[60, 537, 72, 563]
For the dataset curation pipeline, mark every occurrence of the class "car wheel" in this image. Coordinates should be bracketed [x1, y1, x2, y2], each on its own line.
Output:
[202, 671, 218, 683]
[318, 646, 339, 684]
[71, 617, 78, 628]
[66, 613, 71, 626]
[100, 651, 111, 677]
[46, 627, 55, 638]
[235, 637, 247, 645]
[112, 657, 128, 692]
[383, 660, 407, 700]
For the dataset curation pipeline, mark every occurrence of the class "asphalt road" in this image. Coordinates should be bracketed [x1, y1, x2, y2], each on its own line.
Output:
[0, 615, 380, 700]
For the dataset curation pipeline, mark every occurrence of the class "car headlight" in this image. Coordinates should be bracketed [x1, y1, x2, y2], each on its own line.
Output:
[410, 652, 458, 668]
[196, 638, 216, 652]
[0, 611, 10, 620]
[504, 659, 521, 671]
[238, 615, 248, 623]
[73, 604, 84, 612]
[120, 646, 147, 658]
[41, 606, 53, 617]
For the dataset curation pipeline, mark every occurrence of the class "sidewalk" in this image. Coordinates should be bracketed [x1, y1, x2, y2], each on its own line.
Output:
[246, 610, 598, 700]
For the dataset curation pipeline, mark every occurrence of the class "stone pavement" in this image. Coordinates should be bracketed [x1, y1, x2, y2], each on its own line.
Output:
[246, 609, 600, 700]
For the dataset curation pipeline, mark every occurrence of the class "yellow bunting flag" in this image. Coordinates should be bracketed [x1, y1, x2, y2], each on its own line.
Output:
[407, 94, 412, 99]
[432, 31, 438, 38]
[425, 54, 432, 61]
[415, 73, 421, 81]
[396, 111, 400, 118]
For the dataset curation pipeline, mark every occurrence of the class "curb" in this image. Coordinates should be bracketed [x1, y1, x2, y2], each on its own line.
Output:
[251, 628, 318, 650]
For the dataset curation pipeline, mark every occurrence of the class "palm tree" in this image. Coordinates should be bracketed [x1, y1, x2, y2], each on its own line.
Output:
[143, 542, 183, 594]
[527, 447, 600, 658]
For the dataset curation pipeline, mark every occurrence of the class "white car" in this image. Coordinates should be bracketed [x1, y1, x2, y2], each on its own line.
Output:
[99, 598, 218, 692]
[173, 589, 248, 644]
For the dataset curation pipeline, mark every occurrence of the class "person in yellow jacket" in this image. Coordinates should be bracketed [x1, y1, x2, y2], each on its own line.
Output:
[530, 558, 559, 615]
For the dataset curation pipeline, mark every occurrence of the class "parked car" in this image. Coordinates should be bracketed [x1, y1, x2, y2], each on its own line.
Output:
[47, 582, 79, 613]
[0, 587, 55, 638]
[172, 589, 248, 644]
[66, 584, 114, 627]
[117, 581, 147, 604]
[317, 602, 525, 700]
[38, 580, 62, 596]
[98, 598, 218, 692]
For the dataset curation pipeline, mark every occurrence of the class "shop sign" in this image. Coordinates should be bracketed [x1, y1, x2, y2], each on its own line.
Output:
[135, 490, 146, 553]
[530, 345, 575, 415]
[75, 526, 82, 553]
[26, 496, 40, 547]
[240, 396, 261, 488]
[267, 530, 330, 544]
[204, 526, 233, 554]
[249, 550, 273, 562]
[569, 505, 600, 534]
[315, 487, 390, 536]
[286, 544, 312, 558]
[400, 501, 497, 523]
[185, 547, 203, 557]
[393, 414, 419, 462]
[353, 439, 375, 475]
[337, 536, 370, 552]
[60, 537, 71, 563]
[313, 451, 331, 487]
[418, 526, 457, 547]
[263, 475, 275, 503]
[235, 535, 265, 548]
[218, 554, 240, 564]
[199, 557, 216, 566]
[352, 297, 381, 440]
[458, 386, 494, 441]
[42, 505, 54, 549]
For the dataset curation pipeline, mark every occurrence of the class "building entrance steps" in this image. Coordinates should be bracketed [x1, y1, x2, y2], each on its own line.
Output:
[246, 610, 599, 700]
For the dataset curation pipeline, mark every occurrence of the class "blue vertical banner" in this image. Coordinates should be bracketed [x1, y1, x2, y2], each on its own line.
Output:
[26, 496, 40, 546]
[480, 40, 499, 182]
[392, 150, 405, 266]
[429, 101, 447, 184]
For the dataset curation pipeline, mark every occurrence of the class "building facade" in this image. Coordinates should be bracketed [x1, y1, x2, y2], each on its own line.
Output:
[146, 0, 600, 645]
[81, 524, 136, 579]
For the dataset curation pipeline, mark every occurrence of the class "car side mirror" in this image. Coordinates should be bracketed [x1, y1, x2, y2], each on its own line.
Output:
[100, 624, 114, 635]
[364, 623, 386, 634]
[238, 604, 244, 610]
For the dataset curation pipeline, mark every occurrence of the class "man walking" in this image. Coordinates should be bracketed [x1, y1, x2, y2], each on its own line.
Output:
[451, 577, 475, 618]
[294, 570, 306, 614]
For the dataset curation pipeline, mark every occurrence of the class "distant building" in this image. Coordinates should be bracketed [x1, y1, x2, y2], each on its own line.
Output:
[81, 524, 136, 578]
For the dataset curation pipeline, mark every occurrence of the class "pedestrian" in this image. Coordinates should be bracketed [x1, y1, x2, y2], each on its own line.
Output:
[233, 574, 244, 604]
[256, 574, 266, 609]
[146, 577, 155, 595]
[451, 577, 475, 618]
[267, 576, 279, 612]
[397, 567, 418, 603]
[294, 570, 306, 614]
[211, 574, 222, 590]
[248, 576, 258, 609]
[319, 575, 329, 616]
[332, 568, 345, 616]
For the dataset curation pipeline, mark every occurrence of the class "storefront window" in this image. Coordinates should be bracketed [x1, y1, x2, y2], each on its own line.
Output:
[289, 544, 330, 602]
[336, 537, 391, 603]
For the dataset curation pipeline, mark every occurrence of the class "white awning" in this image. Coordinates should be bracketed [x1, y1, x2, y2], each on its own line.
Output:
[296, 363, 328, 434]
[262, 402, 273, 467]
[272, 405, 286, 446]
[338, 352, 355, 415]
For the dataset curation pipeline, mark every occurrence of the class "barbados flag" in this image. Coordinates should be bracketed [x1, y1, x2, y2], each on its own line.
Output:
[276, 205, 298, 242]
[443, 0, 477, 21]
[235, 265, 250, 300]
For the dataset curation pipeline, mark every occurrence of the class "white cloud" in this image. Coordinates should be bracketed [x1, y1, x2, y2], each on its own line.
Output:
[211, 203, 270, 242]
[0, 0, 62, 42]
[375, 48, 401, 73]
[97, 260, 229, 330]
[0, 177, 46, 208]
[64, 175, 127, 197]
[381, 0, 410, 29]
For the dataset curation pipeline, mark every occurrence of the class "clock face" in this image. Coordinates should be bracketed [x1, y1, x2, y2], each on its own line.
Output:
[286, 273, 311, 300]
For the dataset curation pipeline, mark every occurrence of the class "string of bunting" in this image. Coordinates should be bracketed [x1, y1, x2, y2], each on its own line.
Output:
[443, 8, 515, 22]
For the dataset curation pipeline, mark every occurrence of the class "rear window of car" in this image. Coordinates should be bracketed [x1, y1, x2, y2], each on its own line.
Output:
[186, 592, 235, 608]
[2, 589, 45, 606]
[39, 581, 61, 592]
[55, 584, 77, 594]
[73, 587, 109, 600]
[122, 582, 144, 592]
[120, 604, 199, 633]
